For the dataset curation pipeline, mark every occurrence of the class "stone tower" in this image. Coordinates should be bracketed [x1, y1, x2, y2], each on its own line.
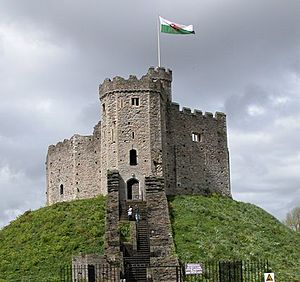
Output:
[46, 67, 231, 205]
[99, 67, 172, 203]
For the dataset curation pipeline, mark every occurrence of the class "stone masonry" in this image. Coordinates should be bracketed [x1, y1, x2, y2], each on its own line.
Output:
[145, 177, 177, 263]
[46, 67, 231, 205]
[47, 67, 231, 281]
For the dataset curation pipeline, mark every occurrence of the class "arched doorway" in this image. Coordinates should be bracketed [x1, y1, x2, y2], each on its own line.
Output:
[127, 178, 139, 200]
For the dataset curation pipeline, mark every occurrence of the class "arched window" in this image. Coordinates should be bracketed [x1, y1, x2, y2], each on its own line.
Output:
[129, 149, 137, 165]
[60, 184, 64, 195]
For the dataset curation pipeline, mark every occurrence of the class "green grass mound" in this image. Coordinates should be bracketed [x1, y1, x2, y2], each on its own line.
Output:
[1, 194, 299, 281]
[0, 196, 106, 282]
[169, 195, 300, 281]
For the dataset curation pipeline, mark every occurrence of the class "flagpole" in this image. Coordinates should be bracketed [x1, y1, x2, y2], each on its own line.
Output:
[157, 16, 161, 67]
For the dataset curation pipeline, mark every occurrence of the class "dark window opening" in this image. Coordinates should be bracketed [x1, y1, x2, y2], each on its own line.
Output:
[129, 149, 137, 165]
[132, 132, 135, 139]
[102, 104, 105, 112]
[131, 98, 139, 106]
[60, 184, 64, 195]
[88, 265, 95, 282]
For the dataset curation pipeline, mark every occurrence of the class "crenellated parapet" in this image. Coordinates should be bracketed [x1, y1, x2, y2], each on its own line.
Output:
[46, 66, 231, 205]
[46, 132, 103, 205]
[99, 67, 172, 98]
[170, 102, 227, 125]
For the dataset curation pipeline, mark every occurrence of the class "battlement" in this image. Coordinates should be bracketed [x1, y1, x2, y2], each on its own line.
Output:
[47, 134, 94, 155]
[170, 102, 226, 121]
[46, 67, 231, 206]
[99, 67, 172, 97]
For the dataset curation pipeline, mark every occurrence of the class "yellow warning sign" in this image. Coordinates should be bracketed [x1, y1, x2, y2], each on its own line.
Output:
[266, 274, 273, 281]
[264, 273, 275, 282]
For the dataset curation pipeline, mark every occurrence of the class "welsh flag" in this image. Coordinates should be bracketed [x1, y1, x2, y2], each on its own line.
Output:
[159, 16, 195, 35]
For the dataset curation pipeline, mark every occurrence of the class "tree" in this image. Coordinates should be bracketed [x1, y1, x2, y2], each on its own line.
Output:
[284, 207, 300, 232]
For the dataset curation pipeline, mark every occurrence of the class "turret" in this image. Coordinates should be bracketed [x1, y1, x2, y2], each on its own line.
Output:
[98, 67, 172, 202]
[99, 67, 172, 101]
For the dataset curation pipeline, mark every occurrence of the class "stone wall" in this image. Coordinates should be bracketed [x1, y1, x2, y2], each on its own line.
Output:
[99, 67, 172, 203]
[46, 67, 231, 205]
[46, 124, 103, 205]
[145, 176, 179, 281]
[72, 253, 120, 281]
[103, 170, 121, 265]
[46, 138, 75, 205]
[165, 103, 231, 197]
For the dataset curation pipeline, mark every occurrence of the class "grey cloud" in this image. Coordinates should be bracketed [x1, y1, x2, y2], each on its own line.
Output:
[0, 0, 300, 227]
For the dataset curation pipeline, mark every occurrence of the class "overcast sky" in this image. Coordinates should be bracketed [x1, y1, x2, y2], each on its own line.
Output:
[0, 0, 299, 228]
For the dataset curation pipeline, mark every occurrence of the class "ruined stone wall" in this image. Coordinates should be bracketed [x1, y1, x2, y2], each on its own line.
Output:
[72, 253, 119, 281]
[165, 103, 231, 197]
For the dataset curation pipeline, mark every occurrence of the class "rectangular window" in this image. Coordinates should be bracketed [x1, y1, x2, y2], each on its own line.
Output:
[192, 132, 202, 142]
[119, 98, 123, 108]
[131, 98, 139, 106]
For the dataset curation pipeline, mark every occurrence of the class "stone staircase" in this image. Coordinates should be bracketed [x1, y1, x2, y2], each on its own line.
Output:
[121, 201, 150, 282]
[120, 200, 147, 221]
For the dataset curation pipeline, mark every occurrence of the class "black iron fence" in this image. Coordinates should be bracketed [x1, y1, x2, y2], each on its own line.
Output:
[60, 264, 120, 282]
[60, 260, 270, 282]
[182, 260, 270, 282]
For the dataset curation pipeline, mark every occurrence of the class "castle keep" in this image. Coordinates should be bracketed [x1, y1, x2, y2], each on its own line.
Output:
[46, 67, 231, 281]
[46, 67, 230, 205]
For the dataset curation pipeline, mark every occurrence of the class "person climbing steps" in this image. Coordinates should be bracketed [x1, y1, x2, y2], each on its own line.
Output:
[134, 204, 141, 223]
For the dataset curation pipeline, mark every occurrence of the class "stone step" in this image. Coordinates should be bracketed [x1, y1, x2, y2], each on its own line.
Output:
[122, 200, 150, 282]
[121, 200, 147, 220]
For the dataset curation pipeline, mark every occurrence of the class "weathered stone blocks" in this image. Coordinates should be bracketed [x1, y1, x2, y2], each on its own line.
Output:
[46, 67, 231, 205]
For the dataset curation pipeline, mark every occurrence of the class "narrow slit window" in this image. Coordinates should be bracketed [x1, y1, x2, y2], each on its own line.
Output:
[129, 149, 137, 165]
[132, 132, 135, 139]
[60, 184, 64, 195]
[102, 103, 105, 112]
[131, 98, 139, 106]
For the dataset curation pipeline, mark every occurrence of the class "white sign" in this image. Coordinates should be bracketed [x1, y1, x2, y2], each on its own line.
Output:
[264, 273, 275, 282]
[185, 263, 203, 275]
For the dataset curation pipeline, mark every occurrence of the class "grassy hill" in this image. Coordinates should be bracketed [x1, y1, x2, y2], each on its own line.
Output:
[168, 195, 300, 281]
[0, 196, 106, 281]
[0, 195, 299, 281]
